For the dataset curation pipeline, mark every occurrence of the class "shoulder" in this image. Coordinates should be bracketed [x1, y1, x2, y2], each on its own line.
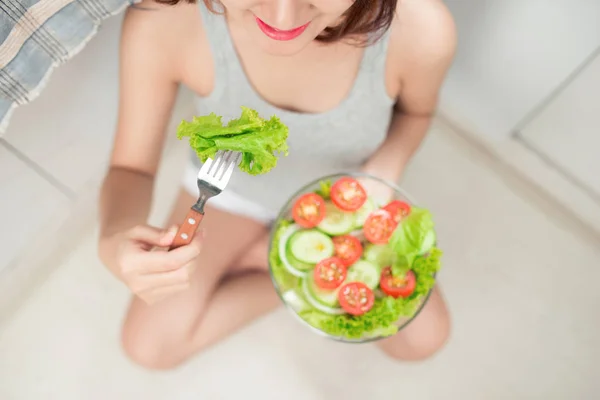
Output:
[385, 0, 457, 91]
[391, 0, 456, 61]
[120, 0, 209, 83]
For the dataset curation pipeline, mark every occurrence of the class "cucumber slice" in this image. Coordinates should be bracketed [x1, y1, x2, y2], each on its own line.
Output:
[301, 278, 345, 315]
[285, 248, 315, 271]
[363, 243, 394, 268]
[305, 275, 340, 307]
[345, 260, 381, 289]
[277, 224, 311, 278]
[317, 202, 355, 235]
[288, 229, 335, 264]
[353, 197, 376, 228]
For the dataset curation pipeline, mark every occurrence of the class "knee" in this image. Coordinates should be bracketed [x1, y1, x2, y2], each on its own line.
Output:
[120, 321, 187, 371]
[379, 314, 451, 362]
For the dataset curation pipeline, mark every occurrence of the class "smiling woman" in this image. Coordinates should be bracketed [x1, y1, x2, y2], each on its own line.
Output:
[98, 0, 456, 369]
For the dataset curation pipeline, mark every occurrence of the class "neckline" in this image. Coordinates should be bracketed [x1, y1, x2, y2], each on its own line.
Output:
[213, 12, 394, 121]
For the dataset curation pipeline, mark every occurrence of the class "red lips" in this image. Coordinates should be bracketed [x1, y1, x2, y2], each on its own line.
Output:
[255, 17, 310, 41]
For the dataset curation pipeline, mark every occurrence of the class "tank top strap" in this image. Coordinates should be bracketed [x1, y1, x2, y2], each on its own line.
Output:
[354, 28, 394, 102]
[197, 2, 242, 98]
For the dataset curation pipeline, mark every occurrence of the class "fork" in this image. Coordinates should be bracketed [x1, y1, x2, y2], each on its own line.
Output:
[169, 150, 241, 250]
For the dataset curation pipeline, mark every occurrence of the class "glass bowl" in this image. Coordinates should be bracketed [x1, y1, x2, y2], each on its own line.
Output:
[267, 172, 438, 343]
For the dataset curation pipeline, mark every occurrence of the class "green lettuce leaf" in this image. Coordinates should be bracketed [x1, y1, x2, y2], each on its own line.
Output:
[314, 179, 332, 199]
[388, 207, 436, 276]
[177, 106, 289, 175]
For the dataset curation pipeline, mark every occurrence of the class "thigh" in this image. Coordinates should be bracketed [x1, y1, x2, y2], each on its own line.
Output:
[122, 189, 268, 345]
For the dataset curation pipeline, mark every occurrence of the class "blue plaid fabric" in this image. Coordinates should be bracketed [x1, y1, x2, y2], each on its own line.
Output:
[0, 0, 137, 134]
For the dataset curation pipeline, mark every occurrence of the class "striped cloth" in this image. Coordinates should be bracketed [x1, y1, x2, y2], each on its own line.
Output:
[0, 0, 138, 134]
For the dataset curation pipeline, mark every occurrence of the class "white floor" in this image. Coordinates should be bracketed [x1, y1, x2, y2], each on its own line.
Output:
[0, 120, 598, 400]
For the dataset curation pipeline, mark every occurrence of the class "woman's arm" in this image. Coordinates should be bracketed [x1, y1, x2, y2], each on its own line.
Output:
[362, 1, 456, 185]
[99, 2, 181, 245]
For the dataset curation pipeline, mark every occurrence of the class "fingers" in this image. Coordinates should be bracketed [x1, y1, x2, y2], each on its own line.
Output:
[129, 224, 177, 247]
[141, 230, 204, 272]
[114, 224, 205, 304]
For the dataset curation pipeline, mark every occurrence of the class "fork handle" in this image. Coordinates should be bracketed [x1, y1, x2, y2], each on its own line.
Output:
[169, 208, 204, 250]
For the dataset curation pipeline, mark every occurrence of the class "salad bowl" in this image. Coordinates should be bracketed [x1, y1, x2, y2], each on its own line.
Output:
[268, 173, 441, 343]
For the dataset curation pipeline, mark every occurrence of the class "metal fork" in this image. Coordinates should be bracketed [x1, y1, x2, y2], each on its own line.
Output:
[170, 150, 241, 250]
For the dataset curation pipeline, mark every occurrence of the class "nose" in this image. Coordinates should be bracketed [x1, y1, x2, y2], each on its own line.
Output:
[261, 0, 309, 29]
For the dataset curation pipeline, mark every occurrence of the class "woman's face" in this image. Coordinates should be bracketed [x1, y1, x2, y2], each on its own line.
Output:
[219, 0, 354, 56]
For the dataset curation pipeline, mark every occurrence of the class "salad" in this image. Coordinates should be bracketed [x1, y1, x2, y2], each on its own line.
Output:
[269, 175, 442, 341]
[177, 106, 289, 175]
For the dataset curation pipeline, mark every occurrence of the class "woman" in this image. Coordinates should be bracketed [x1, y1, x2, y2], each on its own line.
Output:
[98, 0, 456, 369]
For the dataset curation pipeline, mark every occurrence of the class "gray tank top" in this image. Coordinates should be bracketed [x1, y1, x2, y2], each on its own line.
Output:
[192, 3, 395, 214]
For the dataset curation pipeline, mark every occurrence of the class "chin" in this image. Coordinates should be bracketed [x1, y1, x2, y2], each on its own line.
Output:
[254, 35, 316, 57]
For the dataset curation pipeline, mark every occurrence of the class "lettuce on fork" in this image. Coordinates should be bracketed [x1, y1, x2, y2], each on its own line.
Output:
[177, 106, 289, 175]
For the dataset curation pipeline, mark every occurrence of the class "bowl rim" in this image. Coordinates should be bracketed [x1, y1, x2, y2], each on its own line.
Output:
[267, 172, 437, 343]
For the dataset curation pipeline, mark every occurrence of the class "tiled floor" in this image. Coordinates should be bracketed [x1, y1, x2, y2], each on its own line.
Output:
[0, 120, 598, 399]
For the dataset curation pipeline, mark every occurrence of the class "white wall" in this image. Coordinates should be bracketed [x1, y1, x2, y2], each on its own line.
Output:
[441, 0, 600, 140]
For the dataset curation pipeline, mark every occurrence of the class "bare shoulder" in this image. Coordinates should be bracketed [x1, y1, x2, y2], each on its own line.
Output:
[121, 0, 209, 84]
[392, 0, 456, 61]
[386, 0, 456, 92]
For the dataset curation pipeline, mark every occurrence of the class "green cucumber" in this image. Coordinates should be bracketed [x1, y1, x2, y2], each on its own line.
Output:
[345, 260, 380, 289]
[363, 243, 394, 268]
[285, 248, 315, 271]
[317, 202, 355, 235]
[306, 275, 340, 307]
[301, 278, 345, 315]
[277, 224, 311, 278]
[353, 197, 375, 228]
[288, 229, 335, 264]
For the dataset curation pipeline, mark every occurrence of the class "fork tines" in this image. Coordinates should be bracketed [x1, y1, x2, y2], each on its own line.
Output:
[198, 150, 241, 187]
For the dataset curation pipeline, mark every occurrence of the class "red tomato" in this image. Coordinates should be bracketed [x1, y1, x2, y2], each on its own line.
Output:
[332, 235, 363, 266]
[313, 257, 347, 290]
[363, 210, 396, 244]
[330, 177, 367, 212]
[380, 268, 416, 298]
[292, 193, 326, 228]
[382, 200, 412, 224]
[338, 282, 375, 316]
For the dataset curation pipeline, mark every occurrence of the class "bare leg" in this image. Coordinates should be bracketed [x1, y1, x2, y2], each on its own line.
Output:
[121, 189, 279, 369]
[376, 286, 451, 361]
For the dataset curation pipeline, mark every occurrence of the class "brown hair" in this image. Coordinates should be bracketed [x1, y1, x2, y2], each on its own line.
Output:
[154, 0, 397, 44]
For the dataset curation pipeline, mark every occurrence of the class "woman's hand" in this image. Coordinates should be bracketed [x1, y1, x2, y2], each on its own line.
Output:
[99, 225, 203, 305]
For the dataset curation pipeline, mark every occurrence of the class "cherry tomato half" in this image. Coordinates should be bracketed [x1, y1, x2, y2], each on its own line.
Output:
[338, 282, 375, 316]
[380, 267, 416, 298]
[332, 235, 363, 267]
[292, 193, 326, 228]
[363, 209, 396, 244]
[382, 200, 412, 224]
[330, 177, 367, 212]
[314, 257, 347, 290]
